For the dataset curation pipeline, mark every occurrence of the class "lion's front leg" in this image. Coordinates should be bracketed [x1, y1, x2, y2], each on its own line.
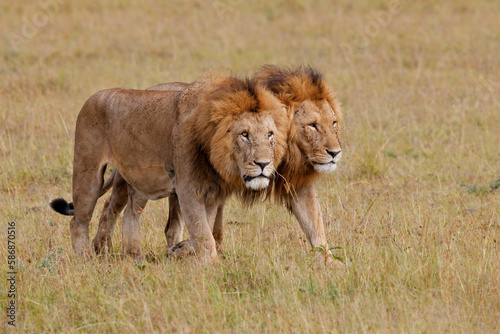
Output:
[174, 188, 219, 263]
[166, 196, 226, 255]
[212, 201, 226, 254]
[290, 183, 338, 265]
[122, 187, 148, 258]
[165, 192, 184, 247]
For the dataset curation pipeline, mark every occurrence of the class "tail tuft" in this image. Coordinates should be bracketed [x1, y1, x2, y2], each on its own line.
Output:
[50, 198, 75, 216]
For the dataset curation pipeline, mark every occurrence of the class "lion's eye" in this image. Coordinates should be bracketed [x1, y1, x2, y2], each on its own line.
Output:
[333, 121, 337, 128]
[268, 131, 273, 138]
[241, 131, 249, 138]
[308, 123, 318, 131]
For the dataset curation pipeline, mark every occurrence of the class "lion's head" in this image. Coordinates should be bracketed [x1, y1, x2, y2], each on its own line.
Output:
[186, 74, 289, 192]
[255, 65, 342, 192]
[291, 98, 342, 173]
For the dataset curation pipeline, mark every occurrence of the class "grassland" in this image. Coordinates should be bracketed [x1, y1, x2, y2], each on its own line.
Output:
[1, 0, 499, 332]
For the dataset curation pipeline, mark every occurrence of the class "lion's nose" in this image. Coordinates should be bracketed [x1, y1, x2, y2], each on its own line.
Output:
[254, 161, 270, 171]
[326, 149, 341, 159]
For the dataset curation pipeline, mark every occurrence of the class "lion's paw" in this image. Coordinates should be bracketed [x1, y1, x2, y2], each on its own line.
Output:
[167, 240, 195, 259]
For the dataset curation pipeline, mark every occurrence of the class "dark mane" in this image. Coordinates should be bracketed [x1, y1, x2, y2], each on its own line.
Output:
[255, 65, 332, 104]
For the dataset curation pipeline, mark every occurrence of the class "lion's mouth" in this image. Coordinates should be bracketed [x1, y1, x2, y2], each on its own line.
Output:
[243, 174, 269, 183]
[312, 160, 338, 173]
[243, 174, 271, 190]
[312, 161, 335, 166]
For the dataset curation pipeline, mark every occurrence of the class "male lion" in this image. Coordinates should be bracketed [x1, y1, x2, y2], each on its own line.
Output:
[256, 65, 343, 264]
[156, 66, 343, 264]
[50, 73, 289, 262]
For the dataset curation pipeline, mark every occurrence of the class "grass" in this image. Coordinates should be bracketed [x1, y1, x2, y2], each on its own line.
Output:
[1, 0, 499, 332]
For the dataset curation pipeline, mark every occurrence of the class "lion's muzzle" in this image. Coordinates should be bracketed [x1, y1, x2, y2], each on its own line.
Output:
[244, 175, 271, 190]
[312, 149, 342, 173]
[243, 160, 273, 190]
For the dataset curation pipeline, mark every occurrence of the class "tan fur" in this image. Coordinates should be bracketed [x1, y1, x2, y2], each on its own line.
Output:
[147, 82, 190, 91]
[51, 73, 288, 262]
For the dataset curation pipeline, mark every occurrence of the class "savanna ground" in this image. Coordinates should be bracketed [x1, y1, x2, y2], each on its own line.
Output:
[1, 0, 499, 332]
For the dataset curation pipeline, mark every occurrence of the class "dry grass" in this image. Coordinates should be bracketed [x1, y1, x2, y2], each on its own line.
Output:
[1, 0, 499, 332]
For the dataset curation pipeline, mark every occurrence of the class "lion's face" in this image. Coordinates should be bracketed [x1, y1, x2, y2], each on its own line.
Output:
[230, 112, 278, 190]
[293, 99, 342, 173]
[206, 77, 288, 193]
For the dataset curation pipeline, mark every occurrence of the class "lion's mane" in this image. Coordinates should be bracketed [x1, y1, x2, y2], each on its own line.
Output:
[178, 73, 289, 204]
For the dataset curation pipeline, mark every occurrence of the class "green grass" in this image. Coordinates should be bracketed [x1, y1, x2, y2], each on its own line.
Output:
[1, 0, 500, 332]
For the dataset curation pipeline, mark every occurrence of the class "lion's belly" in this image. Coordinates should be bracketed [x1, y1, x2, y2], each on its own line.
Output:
[118, 166, 174, 200]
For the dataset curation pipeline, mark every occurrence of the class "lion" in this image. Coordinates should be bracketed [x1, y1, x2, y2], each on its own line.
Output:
[159, 66, 343, 264]
[50, 73, 289, 262]
[255, 65, 343, 264]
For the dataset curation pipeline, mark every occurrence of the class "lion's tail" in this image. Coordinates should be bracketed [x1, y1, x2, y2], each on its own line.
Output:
[50, 170, 117, 216]
[50, 198, 75, 216]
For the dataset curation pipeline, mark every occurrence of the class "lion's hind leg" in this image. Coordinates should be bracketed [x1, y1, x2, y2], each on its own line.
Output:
[93, 172, 128, 255]
[70, 163, 107, 258]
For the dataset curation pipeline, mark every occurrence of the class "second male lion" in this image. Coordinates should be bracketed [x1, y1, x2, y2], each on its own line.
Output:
[50, 73, 289, 262]
[256, 65, 342, 264]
